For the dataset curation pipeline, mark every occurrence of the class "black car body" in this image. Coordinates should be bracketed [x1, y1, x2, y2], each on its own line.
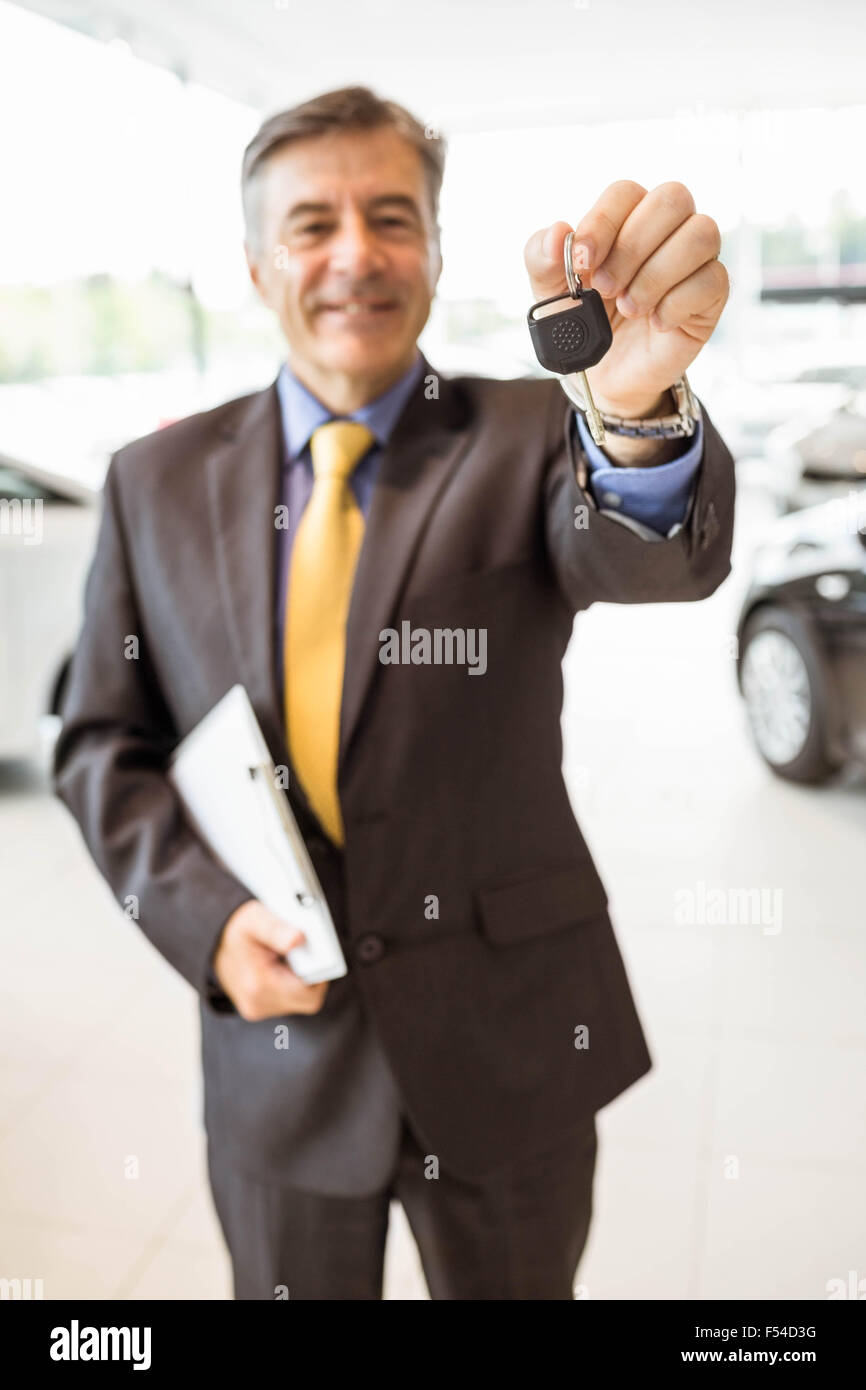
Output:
[736, 488, 866, 781]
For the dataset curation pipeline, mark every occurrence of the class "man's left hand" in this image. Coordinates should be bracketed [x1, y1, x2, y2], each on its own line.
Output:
[524, 180, 729, 421]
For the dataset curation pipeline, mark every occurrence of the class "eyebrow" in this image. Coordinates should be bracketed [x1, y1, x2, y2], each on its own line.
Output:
[283, 193, 423, 222]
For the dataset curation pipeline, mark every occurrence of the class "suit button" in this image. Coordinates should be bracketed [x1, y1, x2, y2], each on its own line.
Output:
[355, 933, 385, 964]
[306, 835, 329, 857]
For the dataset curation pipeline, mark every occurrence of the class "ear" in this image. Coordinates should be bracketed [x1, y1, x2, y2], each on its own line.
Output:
[244, 242, 268, 305]
[429, 236, 444, 293]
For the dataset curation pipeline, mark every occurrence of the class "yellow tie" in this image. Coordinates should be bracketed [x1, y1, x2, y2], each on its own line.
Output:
[284, 420, 375, 846]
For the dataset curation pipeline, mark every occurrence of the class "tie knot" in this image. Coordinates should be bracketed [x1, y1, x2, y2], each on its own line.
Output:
[309, 420, 376, 481]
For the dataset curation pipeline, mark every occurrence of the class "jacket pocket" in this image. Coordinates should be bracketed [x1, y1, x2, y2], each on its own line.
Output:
[474, 859, 609, 947]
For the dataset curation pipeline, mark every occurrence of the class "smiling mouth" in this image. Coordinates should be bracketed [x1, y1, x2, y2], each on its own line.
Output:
[317, 300, 400, 318]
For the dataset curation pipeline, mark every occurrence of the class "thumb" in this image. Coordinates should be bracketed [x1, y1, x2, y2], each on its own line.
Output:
[524, 220, 579, 301]
[250, 907, 306, 956]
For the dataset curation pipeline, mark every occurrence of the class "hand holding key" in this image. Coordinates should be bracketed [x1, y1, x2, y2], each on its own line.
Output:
[524, 181, 729, 425]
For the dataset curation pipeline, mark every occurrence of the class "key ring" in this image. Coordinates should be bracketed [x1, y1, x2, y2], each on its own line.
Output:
[564, 230, 582, 298]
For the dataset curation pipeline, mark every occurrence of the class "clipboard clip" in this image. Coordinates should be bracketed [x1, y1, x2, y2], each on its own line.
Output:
[247, 763, 321, 910]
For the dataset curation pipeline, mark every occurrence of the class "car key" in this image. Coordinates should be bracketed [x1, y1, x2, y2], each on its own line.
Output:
[527, 229, 613, 444]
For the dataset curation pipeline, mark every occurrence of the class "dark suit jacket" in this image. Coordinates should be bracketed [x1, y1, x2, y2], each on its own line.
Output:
[53, 354, 735, 1190]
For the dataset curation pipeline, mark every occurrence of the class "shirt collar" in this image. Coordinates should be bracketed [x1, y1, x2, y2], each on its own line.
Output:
[276, 349, 425, 462]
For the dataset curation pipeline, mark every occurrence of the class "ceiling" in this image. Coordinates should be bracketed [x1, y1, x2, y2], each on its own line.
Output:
[13, 0, 865, 131]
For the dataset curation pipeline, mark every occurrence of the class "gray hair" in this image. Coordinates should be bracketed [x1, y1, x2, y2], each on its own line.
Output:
[241, 85, 446, 252]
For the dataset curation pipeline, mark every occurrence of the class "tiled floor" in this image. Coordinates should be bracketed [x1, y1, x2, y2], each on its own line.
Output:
[1, 484, 863, 1299]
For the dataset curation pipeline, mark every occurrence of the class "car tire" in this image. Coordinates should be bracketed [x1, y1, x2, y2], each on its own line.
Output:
[739, 605, 843, 784]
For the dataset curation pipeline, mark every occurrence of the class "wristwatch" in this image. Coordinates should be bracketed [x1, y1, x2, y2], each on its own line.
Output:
[561, 372, 701, 440]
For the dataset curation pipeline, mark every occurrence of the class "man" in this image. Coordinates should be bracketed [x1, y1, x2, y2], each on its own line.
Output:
[53, 85, 734, 1300]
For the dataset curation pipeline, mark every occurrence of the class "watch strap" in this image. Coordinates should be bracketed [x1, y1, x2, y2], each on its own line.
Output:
[561, 372, 701, 439]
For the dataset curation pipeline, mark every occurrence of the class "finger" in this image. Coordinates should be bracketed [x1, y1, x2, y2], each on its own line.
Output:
[524, 220, 574, 299]
[262, 965, 329, 1016]
[590, 181, 695, 301]
[247, 907, 306, 957]
[570, 179, 648, 281]
[617, 214, 723, 318]
[649, 259, 730, 335]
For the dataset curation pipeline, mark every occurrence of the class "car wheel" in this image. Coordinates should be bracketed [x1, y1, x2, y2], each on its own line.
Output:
[739, 605, 842, 783]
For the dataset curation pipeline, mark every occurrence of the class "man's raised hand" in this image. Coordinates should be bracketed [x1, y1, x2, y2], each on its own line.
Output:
[524, 180, 729, 419]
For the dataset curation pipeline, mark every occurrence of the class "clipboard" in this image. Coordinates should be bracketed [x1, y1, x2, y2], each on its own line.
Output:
[167, 684, 347, 984]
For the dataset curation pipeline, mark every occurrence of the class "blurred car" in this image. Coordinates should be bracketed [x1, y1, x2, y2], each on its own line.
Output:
[736, 487, 866, 782]
[709, 359, 866, 464]
[764, 395, 866, 513]
[0, 452, 98, 765]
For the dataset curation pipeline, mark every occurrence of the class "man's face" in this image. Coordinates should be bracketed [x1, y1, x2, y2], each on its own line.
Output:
[246, 127, 442, 405]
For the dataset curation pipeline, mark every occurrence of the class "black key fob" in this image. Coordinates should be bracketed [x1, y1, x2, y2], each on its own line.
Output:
[527, 288, 612, 375]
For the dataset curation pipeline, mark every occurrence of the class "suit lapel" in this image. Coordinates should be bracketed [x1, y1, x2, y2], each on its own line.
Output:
[339, 357, 472, 767]
[206, 380, 288, 768]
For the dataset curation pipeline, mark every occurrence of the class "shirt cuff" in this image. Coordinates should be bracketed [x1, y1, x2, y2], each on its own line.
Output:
[574, 410, 704, 539]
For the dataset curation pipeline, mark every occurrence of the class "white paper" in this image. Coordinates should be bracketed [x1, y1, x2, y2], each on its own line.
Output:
[167, 684, 347, 984]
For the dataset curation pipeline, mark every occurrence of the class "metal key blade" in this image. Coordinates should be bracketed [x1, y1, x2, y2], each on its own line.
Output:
[579, 371, 606, 445]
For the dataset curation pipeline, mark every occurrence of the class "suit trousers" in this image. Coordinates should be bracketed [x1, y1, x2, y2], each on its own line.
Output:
[206, 1108, 598, 1300]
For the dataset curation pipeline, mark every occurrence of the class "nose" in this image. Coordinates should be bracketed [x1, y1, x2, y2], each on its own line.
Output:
[326, 207, 388, 279]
